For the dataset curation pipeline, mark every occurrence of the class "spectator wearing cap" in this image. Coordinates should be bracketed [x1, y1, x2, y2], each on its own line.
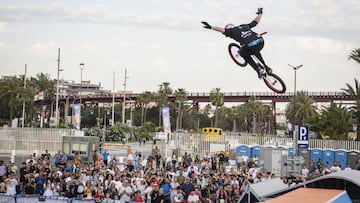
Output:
[148, 174, 160, 186]
[151, 183, 165, 203]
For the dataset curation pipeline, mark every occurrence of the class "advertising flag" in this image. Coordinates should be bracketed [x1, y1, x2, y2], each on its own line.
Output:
[162, 106, 171, 133]
[34, 91, 44, 101]
[73, 104, 81, 130]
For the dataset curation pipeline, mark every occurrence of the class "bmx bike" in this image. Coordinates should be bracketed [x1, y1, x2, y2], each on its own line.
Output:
[228, 34, 286, 94]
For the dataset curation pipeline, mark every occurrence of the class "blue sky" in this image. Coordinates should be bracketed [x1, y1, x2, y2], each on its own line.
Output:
[0, 0, 359, 94]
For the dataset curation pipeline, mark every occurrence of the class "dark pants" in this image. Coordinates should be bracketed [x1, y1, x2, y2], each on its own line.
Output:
[240, 40, 266, 72]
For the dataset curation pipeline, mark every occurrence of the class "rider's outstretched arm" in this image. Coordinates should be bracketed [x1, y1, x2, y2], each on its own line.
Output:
[211, 26, 225, 33]
[201, 22, 225, 33]
[254, 8, 263, 24]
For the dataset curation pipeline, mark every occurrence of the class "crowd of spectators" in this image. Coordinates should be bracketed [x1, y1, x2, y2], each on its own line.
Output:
[0, 147, 359, 203]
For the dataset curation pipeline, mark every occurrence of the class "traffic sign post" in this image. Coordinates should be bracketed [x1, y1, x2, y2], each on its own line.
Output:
[298, 125, 309, 149]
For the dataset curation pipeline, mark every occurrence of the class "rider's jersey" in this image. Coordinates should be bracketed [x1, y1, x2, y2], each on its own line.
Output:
[223, 20, 259, 47]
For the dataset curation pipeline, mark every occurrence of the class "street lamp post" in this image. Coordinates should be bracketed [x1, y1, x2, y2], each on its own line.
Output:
[112, 71, 115, 126]
[79, 63, 84, 105]
[102, 109, 109, 153]
[79, 63, 84, 129]
[55, 48, 63, 127]
[22, 64, 27, 128]
[288, 64, 303, 173]
[122, 69, 128, 124]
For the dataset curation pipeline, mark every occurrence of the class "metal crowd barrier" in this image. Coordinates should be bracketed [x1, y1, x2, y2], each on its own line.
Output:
[0, 194, 144, 203]
[0, 194, 97, 203]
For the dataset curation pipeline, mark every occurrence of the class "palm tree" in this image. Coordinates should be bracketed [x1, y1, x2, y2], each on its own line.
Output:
[286, 91, 318, 126]
[209, 88, 224, 128]
[157, 82, 173, 127]
[232, 105, 248, 132]
[243, 97, 270, 134]
[348, 48, 360, 64]
[319, 102, 353, 140]
[0, 76, 23, 123]
[30, 73, 56, 99]
[174, 88, 188, 131]
[138, 91, 154, 125]
[341, 79, 360, 140]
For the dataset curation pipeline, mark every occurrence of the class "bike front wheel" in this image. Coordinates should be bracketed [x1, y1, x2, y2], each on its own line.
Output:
[263, 72, 287, 94]
[228, 43, 247, 67]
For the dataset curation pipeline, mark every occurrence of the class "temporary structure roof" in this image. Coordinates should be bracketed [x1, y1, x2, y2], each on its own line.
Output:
[263, 188, 351, 203]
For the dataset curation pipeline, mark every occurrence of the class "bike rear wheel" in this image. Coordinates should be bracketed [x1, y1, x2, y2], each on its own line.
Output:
[263, 72, 286, 94]
[228, 43, 247, 67]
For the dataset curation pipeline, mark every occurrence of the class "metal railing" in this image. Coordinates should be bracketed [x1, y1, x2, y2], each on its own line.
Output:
[0, 128, 358, 158]
[0, 127, 73, 156]
[164, 132, 360, 158]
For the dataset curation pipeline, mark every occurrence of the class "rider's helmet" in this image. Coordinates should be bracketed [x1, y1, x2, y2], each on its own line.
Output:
[224, 23, 235, 29]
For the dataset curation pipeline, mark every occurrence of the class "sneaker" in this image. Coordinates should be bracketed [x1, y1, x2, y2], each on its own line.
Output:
[257, 68, 266, 79]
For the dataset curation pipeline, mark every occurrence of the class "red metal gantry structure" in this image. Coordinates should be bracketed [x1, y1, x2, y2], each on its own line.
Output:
[50, 91, 354, 134]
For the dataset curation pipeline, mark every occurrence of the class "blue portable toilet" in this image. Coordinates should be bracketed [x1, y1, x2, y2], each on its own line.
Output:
[288, 148, 299, 157]
[310, 149, 323, 165]
[251, 145, 261, 166]
[347, 150, 360, 169]
[323, 149, 335, 167]
[298, 149, 310, 166]
[235, 145, 251, 157]
[334, 149, 347, 169]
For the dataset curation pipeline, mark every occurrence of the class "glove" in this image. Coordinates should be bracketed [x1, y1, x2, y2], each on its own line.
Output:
[201, 21, 212, 29]
[256, 8, 263, 14]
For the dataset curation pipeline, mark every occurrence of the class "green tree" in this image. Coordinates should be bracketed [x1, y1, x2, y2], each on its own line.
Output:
[243, 97, 270, 134]
[319, 102, 353, 140]
[0, 76, 23, 123]
[30, 73, 56, 99]
[174, 88, 188, 131]
[286, 91, 318, 126]
[348, 48, 360, 64]
[133, 121, 157, 140]
[107, 122, 132, 141]
[29, 73, 56, 126]
[138, 91, 154, 125]
[341, 78, 360, 140]
[209, 88, 224, 128]
[230, 105, 248, 132]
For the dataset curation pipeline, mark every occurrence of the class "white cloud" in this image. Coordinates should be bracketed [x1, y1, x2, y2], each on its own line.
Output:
[175, 0, 193, 11]
[0, 22, 8, 32]
[0, 0, 359, 94]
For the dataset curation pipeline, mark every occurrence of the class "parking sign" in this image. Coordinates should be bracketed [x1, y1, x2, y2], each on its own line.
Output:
[298, 125, 309, 149]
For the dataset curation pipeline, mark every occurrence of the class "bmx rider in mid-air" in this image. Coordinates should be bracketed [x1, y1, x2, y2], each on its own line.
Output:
[202, 8, 272, 79]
